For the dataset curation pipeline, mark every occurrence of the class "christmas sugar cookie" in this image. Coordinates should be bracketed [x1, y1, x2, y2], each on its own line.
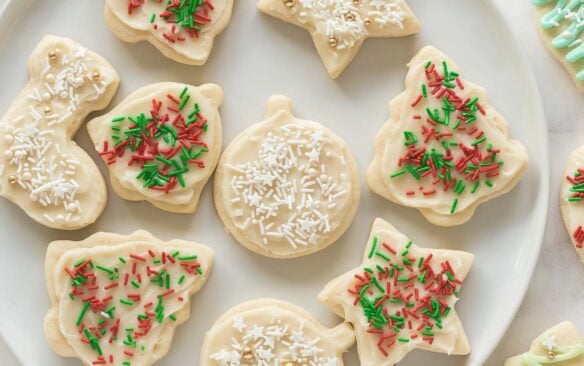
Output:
[257, 0, 420, 78]
[200, 299, 354, 365]
[560, 145, 584, 264]
[44, 230, 214, 366]
[214, 95, 360, 258]
[505, 322, 584, 366]
[87, 83, 222, 213]
[319, 218, 474, 365]
[0, 35, 119, 230]
[105, 0, 234, 65]
[532, 1, 584, 93]
[367, 46, 529, 226]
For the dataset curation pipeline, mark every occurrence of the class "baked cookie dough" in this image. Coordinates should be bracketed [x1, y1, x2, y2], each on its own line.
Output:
[105, 0, 234, 65]
[257, 0, 420, 78]
[87, 83, 222, 213]
[560, 145, 584, 264]
[319, 218, 474, 365]
[367, 46, 529, 226]
[532, 0, 584, 93]
[200, 299, 355, 366]
[505, 322, 584, 366]
[0, 35, 119, 230]
[214, 95, 360, 258]
[44, 230, 214, 366]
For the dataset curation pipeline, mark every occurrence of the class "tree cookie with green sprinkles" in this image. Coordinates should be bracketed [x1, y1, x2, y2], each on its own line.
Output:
[214, 95, 360, 259]
[318, 218, 474, 365]
[505, 322, 584, 366]
[560, 145, 584, 264]
[87, 82, 222, 213]
[44, 230, 214, 366]
[366, 46, 529, 226]
[105, 0, 234, 65]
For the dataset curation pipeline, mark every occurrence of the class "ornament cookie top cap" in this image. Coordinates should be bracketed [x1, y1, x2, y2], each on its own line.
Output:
[214, 95, 360, 259]
[319, 218, 474, 365]
[505, 322, 584, 366]
[105, 0, 234, 65]
[200, 299, 355, 365]
[257, 0, 420, 78]
[0, 35, 119, 230]
[366, 46, 529, 226]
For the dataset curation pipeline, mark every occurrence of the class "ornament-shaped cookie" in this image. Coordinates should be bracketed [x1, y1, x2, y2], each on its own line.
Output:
[87, 83, 222, 213]
[532, 0, 584, 93]
[200, 299, 355, 365]
[257, 0, 420, 78]
[367, 46, 529, 226]
[105, 0, 234, 65]
[44, 230, 214, 366]
[319, 218, 474, 365]
[0, 35, 119, 230]
[214, 95, 360, 258]
[560, 145, 584, 264]
[505, 322, 584, 366]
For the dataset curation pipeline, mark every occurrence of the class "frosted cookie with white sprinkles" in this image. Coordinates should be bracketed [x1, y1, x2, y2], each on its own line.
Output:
[105, 0, 234, 65]
[257, 0, 420, 78]
[505, 322, 584, 366]
[0, 35, 120, 230]
[44, 230, 214, 366]
[200, 299, 354, 366]
[214, 95, 360, 258]
[87, 83, 222, 213]
[366, 46, 529, 226]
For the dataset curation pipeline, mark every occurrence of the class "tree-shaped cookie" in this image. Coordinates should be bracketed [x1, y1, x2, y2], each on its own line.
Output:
[214, 95, 360, 258]
[87, 83, 222, 213]
[367, 46, 529, 226]
[44, 230, 214, 366]
[105, 0, 234, 65]
[505, 322, 584, 365]
[0, 35, 120, 230]
[257, 0, 420, 78]
[200, 299, 355, 365]
[560, 145, 584, 264]
[318, 218, 474, 365]
[532, 0, 584, 93]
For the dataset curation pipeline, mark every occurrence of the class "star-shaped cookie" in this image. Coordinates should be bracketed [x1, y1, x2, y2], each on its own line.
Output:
[561, 145, 584, 265]
[44, 230, 214, 366]
[257, 0, 420, 78]
[505, 322, 584, 366]
[318, 218, 474, 365]
[366, 46, 529, 226]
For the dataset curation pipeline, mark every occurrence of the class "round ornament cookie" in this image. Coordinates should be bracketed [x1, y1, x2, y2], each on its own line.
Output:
[367, 46, 529, 226]
[532, 0, 584, 93]
[257, 0, 420, 78]
[44, 230, 214, 366]
[561, 145, 584, 263]
[87, 82, 222, 213]
[0, 35, 120, 230]
[200, 299, 355, 366]
[105, 0, 234, 65]
[214, 96, 360, 259]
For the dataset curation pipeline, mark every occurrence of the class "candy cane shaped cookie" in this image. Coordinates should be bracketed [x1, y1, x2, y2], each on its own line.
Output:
[0, 35, 120, 230]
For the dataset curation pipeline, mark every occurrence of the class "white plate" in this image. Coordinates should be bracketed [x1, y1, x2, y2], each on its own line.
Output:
[0, 0, 549, 365]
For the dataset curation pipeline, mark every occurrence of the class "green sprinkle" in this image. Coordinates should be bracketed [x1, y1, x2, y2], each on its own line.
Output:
[450, 198, 459, 214]
[131, 280, 140, 289]
[390, 170, 407, 179]
[368, 236, 379, 259]
[178, 255, 197, 261]
[76, 301, 91, 326]
[120, 299, 134, 306]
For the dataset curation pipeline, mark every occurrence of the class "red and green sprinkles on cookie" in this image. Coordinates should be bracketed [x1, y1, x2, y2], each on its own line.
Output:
[348, 237, 463, 357]
[99, 86, 209, 193]
[65, 248, 203, 365]
[127, 0, 215, 43]
[566, 169, 584, 247]
[390, 60, 504, 214]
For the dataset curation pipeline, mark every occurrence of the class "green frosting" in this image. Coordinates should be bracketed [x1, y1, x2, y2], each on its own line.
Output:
[521, 344, 584, 365]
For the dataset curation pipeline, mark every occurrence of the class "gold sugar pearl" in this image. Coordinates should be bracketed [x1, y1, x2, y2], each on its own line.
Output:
[92, 71, 101, 82]
[43, 107, 52, 115]
[352, 0, 360, 4]
[328, 38, 338, 47]
[364, 18, 372, 26]
[8, 176, 17, 185]
[242, 347, 254, 360]
[48, 50, 58, 61]
[345, 12, 356, 22]
[283, 0, 295, 8]
[548, 351, 555, 360]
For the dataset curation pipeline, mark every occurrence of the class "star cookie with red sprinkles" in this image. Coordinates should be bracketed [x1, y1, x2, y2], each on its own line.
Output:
[44, 230, 214, 366]
[366, 46, 529, 226]
[561, 145, 584, 264]
[319, 218, 474, 365]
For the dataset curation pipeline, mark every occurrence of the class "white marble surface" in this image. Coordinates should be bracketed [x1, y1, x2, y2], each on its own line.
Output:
[0, 0, 581, 365]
